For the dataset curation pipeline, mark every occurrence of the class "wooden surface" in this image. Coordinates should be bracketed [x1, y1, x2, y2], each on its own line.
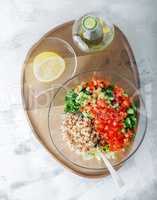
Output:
[21, 21, 140, 178]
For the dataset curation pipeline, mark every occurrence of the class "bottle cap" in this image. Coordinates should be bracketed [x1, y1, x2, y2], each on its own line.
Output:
[82, 15, 97, 31]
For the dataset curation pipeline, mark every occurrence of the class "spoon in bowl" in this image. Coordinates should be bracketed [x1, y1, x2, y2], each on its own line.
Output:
[97, 151, 124, 190]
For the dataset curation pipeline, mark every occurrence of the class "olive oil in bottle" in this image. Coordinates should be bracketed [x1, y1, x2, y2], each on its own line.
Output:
[72, 13, 114, 53]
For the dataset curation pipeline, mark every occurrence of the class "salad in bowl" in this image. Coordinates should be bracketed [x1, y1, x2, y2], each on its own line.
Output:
[48, 69, 147, 170]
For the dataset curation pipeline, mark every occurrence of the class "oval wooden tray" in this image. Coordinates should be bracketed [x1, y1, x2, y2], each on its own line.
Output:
[21, 21, 140, 178]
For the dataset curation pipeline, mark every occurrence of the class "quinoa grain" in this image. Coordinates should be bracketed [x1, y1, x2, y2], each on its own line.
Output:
[62, 113, 99, 152]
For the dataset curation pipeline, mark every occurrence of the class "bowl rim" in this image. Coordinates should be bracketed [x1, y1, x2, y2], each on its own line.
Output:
[48, 69, 148, 171]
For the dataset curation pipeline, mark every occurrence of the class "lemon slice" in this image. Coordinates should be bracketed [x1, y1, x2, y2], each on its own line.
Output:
[33, 52, 65, 82]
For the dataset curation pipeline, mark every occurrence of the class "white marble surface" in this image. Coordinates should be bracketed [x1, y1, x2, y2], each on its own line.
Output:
[0, 0, 157, 199]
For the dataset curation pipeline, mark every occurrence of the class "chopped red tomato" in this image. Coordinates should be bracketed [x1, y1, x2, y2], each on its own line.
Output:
[114, 86, 124, 97]
[97, 99, 106, 108]
[89, 81, 95, 91]
[87, 85, 135, 151]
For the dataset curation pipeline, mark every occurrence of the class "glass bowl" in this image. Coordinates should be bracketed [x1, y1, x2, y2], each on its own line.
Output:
[48, 69, 147, 171]
[31, 37, 77, 84]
